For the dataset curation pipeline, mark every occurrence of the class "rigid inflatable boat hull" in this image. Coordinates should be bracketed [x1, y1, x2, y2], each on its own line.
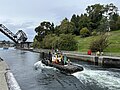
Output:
[42, 60, 83, 74]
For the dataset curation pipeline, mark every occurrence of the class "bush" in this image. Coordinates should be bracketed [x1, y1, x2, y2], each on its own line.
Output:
[58, 34, 77, 51]
[89, 34, 110, 52]
[42, 34, 59, 49]
[80, 27, 90, 37]
[92, 30, 97, 36]
[33, 34, 78, 51]
[33, 38, 41, 48]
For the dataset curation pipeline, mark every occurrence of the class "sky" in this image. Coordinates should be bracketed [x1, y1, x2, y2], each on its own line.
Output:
[0, 0, 119, 42]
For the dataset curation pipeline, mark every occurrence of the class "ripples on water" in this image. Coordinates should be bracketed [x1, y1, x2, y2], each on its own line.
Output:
[0, 48, 120, 90]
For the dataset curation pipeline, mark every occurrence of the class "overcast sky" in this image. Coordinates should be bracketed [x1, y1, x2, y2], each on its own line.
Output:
[0, 0, 119, 42]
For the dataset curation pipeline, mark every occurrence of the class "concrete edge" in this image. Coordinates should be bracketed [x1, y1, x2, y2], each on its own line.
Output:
[0, 57, 21, 90]
[5, 70, 21, 90]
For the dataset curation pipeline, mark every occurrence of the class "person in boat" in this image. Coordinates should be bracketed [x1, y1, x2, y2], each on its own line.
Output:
[58, 52, 64, 64]
[55, 53, 60, 64]
[63, 54, 67, 65]
[48, 51, 52, 63]
[42, 52, 45, 59]
[51, 52, 58, 64]
[67, 59, 70, 66]
[52, 51, 62, 64]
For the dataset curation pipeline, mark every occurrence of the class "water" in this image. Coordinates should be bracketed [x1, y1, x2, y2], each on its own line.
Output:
[72, 61, 120, 90]
[0, 48, 120, 90]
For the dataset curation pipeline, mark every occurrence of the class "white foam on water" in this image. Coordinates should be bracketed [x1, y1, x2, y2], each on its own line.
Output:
[73, 68, 120, 90]
[34, 61, 55, 70]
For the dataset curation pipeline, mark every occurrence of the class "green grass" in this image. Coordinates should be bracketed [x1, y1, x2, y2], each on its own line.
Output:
[76, 30, 120, 53]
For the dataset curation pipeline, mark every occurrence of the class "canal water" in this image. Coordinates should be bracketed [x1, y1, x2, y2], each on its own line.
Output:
[0, 48, 120, 90]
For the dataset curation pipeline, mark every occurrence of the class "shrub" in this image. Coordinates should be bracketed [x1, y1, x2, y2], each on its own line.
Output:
[58, 34, 77, 51]
[42, 34, 59, 49]
[33, 38, 41, 48]
[33, 34, 78, 51]
[92, 30, 97, 36]
[80, 27, 90, 37]
[89, 34, 110, 52]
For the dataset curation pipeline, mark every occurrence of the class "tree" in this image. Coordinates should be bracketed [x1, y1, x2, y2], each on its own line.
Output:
[54, 25, 60, 36]
[116, 16, 120, 30]
[55, 18, 75, 35]
[97, 16, 109, 33]
[109, 13, 119, 30]
[71, 14, 80, 35]
[79, 14, 91, 31]
[71, 14, 79, 28]
[89, 34, 110, 52]
[80, 27, 90, 37]
[35, 21, 54, 42]
[104, 3, 119, 31]
[86, 4, 104, 31]
[33, 38, 41, 48]
[42, 34, 59, 49]
[58, 34, 77, 51]
[86, 3, 119, 32]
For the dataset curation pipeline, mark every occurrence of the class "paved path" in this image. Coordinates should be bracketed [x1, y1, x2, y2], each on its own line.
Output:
[0, 60, 9, 90]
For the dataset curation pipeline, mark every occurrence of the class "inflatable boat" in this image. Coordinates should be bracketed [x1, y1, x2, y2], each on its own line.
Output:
[41, 59, 83, 74]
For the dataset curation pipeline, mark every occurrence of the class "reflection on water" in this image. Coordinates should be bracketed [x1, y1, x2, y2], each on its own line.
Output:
[0, 48, 120, 90]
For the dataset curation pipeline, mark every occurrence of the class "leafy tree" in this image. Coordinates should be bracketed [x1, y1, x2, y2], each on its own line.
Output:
[80, 27, 90, 37]
[97, 16, 109, 33]
[42, 34, 59, 49]
[33, 38, 41, 48]
[116, 16, 120, 30]
[86, 3, 119, 32]
[89, 34, 110, 52]
[109, 13, 119, 30]
[71, 14, 79, 28]
[58, 34, 77, 50]
[54, 25, 60, 36]
[104, 3, 119, 31]
[92, 30, 97, 36]
[71, 14, 80, 35]
[79, 14, 91, 32]
[35, 21, 54, 42]
[51, 23, 55, 33]
[55, 18, 75, 35]
[39, 34, 78, 51]
[86, 4, 104, 31]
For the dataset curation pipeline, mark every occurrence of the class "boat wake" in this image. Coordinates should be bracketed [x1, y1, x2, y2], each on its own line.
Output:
[72, 68, 120, 90]
[34, 61, 55, 70]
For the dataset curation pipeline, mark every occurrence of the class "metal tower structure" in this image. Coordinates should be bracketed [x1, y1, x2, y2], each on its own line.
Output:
[0, 24, 27, 43]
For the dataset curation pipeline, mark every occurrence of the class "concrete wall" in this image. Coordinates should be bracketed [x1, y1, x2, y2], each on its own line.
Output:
[0, 60, 9, 90]
[0, 58, 21, 90]
[33, 49, 120, 68]
[67, 54, 120, 68]
[99, 56, 120, 68]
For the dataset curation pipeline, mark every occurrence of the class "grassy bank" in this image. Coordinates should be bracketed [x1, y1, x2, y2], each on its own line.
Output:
[76, 30, 120, 53]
